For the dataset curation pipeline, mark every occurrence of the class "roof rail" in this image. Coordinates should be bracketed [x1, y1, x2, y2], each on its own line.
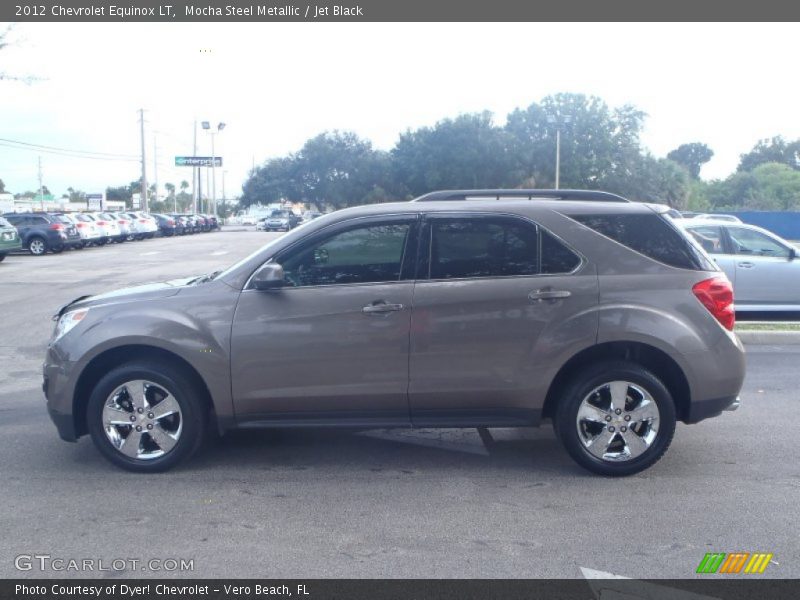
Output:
[411, 189, 630, 203]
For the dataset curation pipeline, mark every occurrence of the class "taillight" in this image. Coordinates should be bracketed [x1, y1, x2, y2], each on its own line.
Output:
[168, 219, 175, 226]
[139, 219, 147, 223]
[49, 223, 64, 231]
[96, 221, 106, 226]
[119, 219, 127, 224]
[76, 223, 86, 228]
[693, 276, 735, 331]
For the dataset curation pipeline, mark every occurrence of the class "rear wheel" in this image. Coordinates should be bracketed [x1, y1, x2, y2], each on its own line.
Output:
[28, 236, 48, 256]
[555, 361, 676, 476]
[0, 253, 6, 262]
[87, 361, 206, 472]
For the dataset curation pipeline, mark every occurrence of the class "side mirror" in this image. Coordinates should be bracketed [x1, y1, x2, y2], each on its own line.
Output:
[252, 263, 286, 290]
[790, 247, 797, 261]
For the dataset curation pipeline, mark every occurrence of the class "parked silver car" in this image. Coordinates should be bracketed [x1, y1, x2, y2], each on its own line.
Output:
[681, 220, 800, 311]
[44, 190, 744, 475]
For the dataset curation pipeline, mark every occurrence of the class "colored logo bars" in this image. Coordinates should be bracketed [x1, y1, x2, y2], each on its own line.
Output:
[696, 552, 773, 574]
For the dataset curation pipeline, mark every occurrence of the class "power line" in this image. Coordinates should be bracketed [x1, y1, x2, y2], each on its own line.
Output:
[0, 141, 139, 162]
[0, 136, 138, 159]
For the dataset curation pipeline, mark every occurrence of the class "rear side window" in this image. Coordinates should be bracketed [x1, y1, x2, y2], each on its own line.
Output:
[572, 213, 709, 270]
[430, 218, 539, 279]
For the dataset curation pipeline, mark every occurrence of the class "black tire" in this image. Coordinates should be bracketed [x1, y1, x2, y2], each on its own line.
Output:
[28, 236, 48, 256]
[76, 242, 86, 250]
[554, 360, 676, 477]
[87, 361, 207, 473]
[50, 245, 64, 254]
[0, 253, 6, 262]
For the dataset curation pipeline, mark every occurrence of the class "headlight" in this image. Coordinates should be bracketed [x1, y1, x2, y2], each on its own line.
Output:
[52, 309, 89, 342]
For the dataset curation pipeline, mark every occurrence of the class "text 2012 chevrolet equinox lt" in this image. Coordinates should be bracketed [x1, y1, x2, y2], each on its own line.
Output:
[44, 190, 745, 475]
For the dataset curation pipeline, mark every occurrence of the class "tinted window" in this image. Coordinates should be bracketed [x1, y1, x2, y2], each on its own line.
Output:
[685, 225, 725, 254]
[5, 215, 21, 226]
[281, 222, 411, 287]
[541, 230, 581, 274]
[53, 215, 72, 224]
[30, 216, 48, 225]
[727, 227, 789, 258]
[0, 217, 11, 227]
[430, 218, 538, 279]
[573, 213, 709, 270]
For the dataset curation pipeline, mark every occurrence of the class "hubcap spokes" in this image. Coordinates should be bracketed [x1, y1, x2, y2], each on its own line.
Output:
[576, 381, 660, 462]
[102, 379, 182, 460]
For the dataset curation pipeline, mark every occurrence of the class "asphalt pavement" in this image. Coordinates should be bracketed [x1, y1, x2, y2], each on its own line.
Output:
[0, 230, 797, 579]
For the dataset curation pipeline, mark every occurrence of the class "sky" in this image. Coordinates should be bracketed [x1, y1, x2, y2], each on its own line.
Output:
[1, 22, 798, 199]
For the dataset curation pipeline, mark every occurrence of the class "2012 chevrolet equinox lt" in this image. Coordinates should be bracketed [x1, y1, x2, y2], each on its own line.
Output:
[44, 190, 745, 475]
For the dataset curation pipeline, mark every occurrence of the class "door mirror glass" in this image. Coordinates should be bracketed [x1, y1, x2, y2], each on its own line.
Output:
[252, 263, 286, 290]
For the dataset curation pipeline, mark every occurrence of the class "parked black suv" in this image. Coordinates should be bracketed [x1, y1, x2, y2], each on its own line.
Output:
[3, 212, 82, 255]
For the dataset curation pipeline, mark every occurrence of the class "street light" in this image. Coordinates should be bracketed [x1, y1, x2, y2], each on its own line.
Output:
[202, 121, 226, 215]
[546, 114, 572, 190]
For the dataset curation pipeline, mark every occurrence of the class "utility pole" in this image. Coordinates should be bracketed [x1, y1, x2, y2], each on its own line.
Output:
[192, 119, 199, 214]
[153, 133, 159, 209]
[139, 108, 148, 212]
[210, 132, 217, 216]
[38, 156, 44, 211]
[555, 127, 561, 190]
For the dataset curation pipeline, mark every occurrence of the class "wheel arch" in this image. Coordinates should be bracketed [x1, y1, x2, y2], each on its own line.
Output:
[72, 345, 218, 438]
[542, 341, 692, 423]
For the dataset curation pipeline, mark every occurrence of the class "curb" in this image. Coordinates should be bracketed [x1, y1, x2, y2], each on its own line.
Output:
[737, 330, 800, 345]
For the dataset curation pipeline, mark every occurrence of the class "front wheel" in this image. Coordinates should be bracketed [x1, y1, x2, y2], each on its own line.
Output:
[87, 362, 206, 472]
[555, 361, 676, 476]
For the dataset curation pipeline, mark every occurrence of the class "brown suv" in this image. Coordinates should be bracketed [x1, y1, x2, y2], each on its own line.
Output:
[44, 190, 745, 475]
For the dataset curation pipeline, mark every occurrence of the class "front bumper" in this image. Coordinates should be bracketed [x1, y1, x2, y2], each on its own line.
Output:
[43, 352, 78, 442]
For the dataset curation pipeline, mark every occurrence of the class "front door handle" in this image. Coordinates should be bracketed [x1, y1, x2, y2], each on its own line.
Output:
[737, 262, 755, 268]
[528, 289, 572, 302]
[362, 301, 404, 314]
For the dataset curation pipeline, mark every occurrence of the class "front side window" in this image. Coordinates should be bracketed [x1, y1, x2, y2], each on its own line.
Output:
[429, 218, 539, 279]
[281, 222, 411, 287]
[727, 227, 790, 258]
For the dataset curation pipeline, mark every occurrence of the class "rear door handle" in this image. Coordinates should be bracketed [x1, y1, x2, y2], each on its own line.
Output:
[528, 289, 572, 301]
[362, 301, 404, 314]
[737, 262, 755, 268]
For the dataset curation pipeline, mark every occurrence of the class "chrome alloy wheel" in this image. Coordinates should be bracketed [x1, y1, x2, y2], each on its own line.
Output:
[102, 379, 182, 460]
[575, 380, 660, 462]
[29, 238, 46, 255]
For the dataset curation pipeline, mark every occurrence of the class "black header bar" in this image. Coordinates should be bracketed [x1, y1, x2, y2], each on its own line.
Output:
[4, 0, 800, 22]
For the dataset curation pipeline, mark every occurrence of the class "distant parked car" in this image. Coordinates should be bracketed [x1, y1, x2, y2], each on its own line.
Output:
[0, 215, 22, 260]
[170, 215, 192, 235]
[57, 213, 102, 248]
[240, 215, 257, 225]
[3, 212, 82, 255]
[151, 214, 179, 236]
[691, 213, 743, 224]
[85, 212, 123, 244]
[263, 209, 300, 232]
[303, 210, 322, 220]
[107, 213, 131, 242]
[681, 220, 800, 311]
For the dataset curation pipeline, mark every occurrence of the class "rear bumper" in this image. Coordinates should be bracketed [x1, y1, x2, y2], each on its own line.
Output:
[685, 395, 740, 424]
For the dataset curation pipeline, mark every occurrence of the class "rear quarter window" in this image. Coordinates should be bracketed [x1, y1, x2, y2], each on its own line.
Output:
[572, 213, 712, 270]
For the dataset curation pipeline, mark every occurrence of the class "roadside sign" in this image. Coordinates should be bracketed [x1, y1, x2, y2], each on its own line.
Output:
[175, 156, 223, 167]
[131, 193, 141, 209]
[86, 193, 104, 211]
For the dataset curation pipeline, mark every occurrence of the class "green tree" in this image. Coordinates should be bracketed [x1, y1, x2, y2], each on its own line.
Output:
[505, 93, 646, 189]
[667, 143, 714, 179]
[392, 112, 515, 195]
[738, 136, 800, 172]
